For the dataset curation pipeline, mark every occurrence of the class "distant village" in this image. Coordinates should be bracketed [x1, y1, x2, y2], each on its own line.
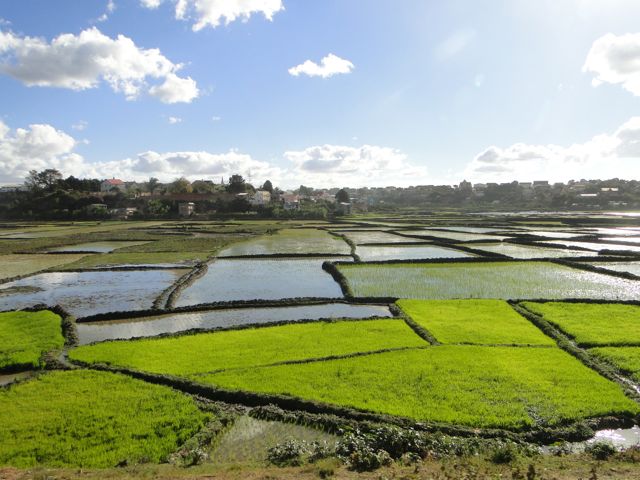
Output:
[0, 169, 638, 220]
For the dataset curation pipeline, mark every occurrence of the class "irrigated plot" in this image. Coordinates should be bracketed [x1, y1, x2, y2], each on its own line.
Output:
[465, 243, 599, 259]
[0, 370, 207, 468]
[47, 241, 150, 253]
[0, 253, 90, 280]
[398, 299, 554, 345]
[0, 269, 188, 318]
[340, 230, 417, 245]
[175, 258, 345, 306]
[218, 229, 350, 256]
[356, 245, 475, 261]
[586, 262, 640, 277]
[400, 230, 512, 242]
[522, 302, 640, 347]
[69, 319, 426, 376]
[338, 261, 640, 300]
[540, 240, 640, 253]
[0, 310, 64, 370]
[590, 347, 640, 382]
[201, 346, 637, 429]
[77, 303, 393, 344]
[58, 251, 206, 269]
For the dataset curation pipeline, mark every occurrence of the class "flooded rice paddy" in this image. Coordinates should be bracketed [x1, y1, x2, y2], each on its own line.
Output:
[586, 262, 640, 277]
[540, 240, 640, 253]
[0, 269, 187, 317]
[47, 241, 150, 253]
[465, 243, 600, 259]
[76, 303, 392, 344]
[356, 244, 475, 261]
[174, 258, 346, 306]
[399, 230, 512, 242]
[217, 229, 350, 256]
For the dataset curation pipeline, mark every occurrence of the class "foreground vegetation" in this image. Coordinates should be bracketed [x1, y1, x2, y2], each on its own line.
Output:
[203, 346, 637, 429]
[70, 319, 426, 376]
[397, 299, 555, 345]
[338, 261, 640, 300]
[0, 370, 209, 468]
[0, 311, 64, 370]
[523, 302, 640, 346]
[590, 347, 640, 382]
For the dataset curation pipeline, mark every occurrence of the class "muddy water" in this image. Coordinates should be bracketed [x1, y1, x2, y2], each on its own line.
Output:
[174, 258, 346, 307]
[48, 241, 150, 253]
[76, 303, 393, 344]
[0, 269, 187, 318]
[0, 371, 34, 386]
[356, 244, 475, 261]
[210, 415, 338, 464]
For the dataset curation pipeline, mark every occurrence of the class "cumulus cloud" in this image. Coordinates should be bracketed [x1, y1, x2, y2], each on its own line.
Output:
[0, 120, 85, 184]
[584, 32, 640, 96]
[0, 27, 199, 103]
[282, 144, 427, 187]
[141, 0, 283, 31]
[464, 117, 640, 182]
[95, 0, 116, 22]
[288, 54, 354, 78]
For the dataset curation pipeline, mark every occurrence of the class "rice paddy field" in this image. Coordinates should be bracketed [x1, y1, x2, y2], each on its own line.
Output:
[0, 310, 64, 370]
[338, 261, 640, 300]
[2, 215, 640, 476]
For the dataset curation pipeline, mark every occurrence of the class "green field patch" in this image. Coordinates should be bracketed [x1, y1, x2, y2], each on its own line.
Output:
[522, 302, 640, 347]
[397, 299, 555, 345]
[69, 319, 426, 376]
[48, 241, 151, 253]
[0, 370, 208, 468]
[337, 261, 640, 300]
[0, 310, 64, 370]
[590, 347, 640, 382]
[201, 346, 637, 430]
[0, 253, 90, 280]
[59, 251, 207, 269]
[218, 229, 350, 256]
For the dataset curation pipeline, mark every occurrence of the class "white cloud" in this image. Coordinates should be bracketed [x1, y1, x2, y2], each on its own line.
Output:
[434, 29, 476, 61]
[288, 54, 354, 79]
[282, 144, 427, 187]
[584, 32, 640, 96]
[0, 27, 199, 103]
[141, 0, 283, 31]
[211, 115, 221, 121]
[464, 117, 640, 182]
[167, 116, 182, 124]
[0, 120, 85, 184]
[72, 120, 88, 131]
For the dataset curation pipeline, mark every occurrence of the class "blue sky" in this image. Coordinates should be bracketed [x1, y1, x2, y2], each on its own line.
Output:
[0, 0, 639, 188]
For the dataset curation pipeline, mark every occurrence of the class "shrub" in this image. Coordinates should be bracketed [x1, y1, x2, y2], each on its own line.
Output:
[585, 441, 616, 460]
[267, 440, 307, 467]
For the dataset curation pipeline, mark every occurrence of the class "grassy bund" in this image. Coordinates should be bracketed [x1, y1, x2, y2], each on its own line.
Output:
[2, 216, 640, 477]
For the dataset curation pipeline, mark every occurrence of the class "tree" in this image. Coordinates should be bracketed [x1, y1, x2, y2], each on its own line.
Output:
[226, 174, 246, 194]
[335, 188, 350, 203]
[262, 180, 273, 193]
[298, 185, 313, 196]
[146, 177, 160, 194]
[24, 169, 63, 191]
[191, 180, 216, 194]
[169, 177, 193, 194]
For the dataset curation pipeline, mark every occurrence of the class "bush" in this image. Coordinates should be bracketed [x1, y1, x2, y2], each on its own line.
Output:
[585, 441, 617, 460]
[267, 440, 307, 467]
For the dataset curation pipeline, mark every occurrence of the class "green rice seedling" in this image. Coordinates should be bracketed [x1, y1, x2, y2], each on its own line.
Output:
[0, 370, 208, 468]
[397, 299, 555, 345]
[0, 311, 64, 370]
[69, 319, 427, 376]
[0, 254, 90, 279]
[522, 302, 640, 347]
[590, 347, 640, 382]
[218, 229, 350, 256]
[201, 346, 638, 430]
[337, 262, 640, 300]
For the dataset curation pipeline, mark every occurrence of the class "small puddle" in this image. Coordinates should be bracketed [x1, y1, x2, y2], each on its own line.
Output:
[0, 269, 187, 318]
[0, 371, 34, 387]
[77, 303, 393, 344]
[210, 415, 338, 464]
[544, 427, 640, 453]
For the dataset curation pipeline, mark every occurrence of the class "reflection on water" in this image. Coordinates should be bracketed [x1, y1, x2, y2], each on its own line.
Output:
[175, 258, 346, 307]
[356, 245, 475, 261]
[0, 270, 187, 318]
[77, 303, 392, 344]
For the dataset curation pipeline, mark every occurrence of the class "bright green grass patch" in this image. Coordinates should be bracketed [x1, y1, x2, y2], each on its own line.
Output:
[0, 311, 64, 370]
[59, 251, 207, 269]
[523, 302, 640, 347]
[0, 370, 208, 468]
[203, 346, 637, 429]
[397, 299, 555, 345]
[69, 319, 426, 376]
[589, 347, 640, 382]
[337, 261, 640, 300]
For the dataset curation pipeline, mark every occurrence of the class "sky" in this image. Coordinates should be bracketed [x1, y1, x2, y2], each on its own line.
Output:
[1, 0, 640, 189]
